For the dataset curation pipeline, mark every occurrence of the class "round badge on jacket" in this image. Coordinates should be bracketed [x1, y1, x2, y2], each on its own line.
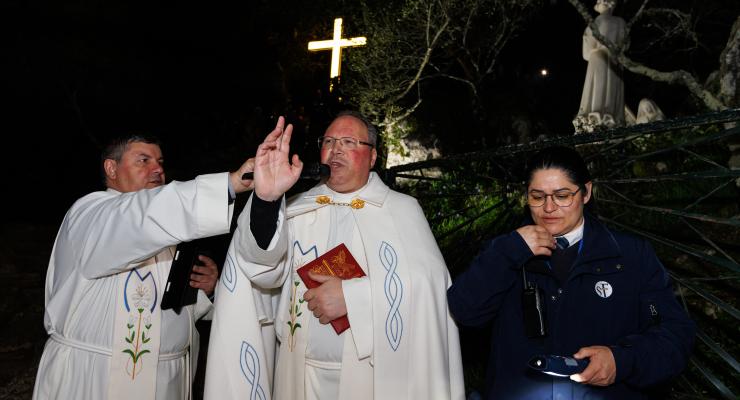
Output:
[594, 281, 613, 298]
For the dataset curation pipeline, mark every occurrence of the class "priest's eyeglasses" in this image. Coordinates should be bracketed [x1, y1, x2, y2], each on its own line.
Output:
[318, 136, 374, 150]
[527, 188, 581, 207]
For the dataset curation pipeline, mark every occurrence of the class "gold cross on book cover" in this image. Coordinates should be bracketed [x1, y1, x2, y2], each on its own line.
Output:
[297, 243, 366, 334]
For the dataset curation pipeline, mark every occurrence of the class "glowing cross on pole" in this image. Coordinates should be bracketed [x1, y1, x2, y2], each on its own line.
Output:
[308, 18, 366, 81]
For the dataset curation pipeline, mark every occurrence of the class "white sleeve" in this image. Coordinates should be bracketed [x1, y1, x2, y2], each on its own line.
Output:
[59, 173, 233, 280]
[343, 276, 373, 360]
[229, 193, 291, 289]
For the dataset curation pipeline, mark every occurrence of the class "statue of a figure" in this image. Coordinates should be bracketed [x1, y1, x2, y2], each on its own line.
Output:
[573, 0, 626, 133]
[625, 98, 666, 125]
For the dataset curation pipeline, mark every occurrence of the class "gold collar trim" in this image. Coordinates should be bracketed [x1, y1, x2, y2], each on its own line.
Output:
[316, 195, 365, 209]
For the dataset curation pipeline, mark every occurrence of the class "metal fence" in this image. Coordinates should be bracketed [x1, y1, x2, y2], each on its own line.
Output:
[385, 108, 740, 399]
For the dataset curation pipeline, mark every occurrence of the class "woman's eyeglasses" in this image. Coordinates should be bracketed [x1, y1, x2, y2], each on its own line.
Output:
[527, 188, 581, 207]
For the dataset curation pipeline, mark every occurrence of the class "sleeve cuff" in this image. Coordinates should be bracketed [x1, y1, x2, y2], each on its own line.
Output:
[195, 173, 233, 237]
[250, 193, 282, 250]
[227, 179, 236, 204]
[610, 344, 636, 383]
[498, 231, 535, 265]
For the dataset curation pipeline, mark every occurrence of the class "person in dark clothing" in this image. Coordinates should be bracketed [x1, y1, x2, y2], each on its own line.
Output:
[447, 146, 695, 399]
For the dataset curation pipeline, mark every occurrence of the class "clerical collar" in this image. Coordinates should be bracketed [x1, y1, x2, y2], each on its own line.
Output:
[326, 173, 374, 202]
[312, 175, 374, 209]
[556, 219, 584, 248]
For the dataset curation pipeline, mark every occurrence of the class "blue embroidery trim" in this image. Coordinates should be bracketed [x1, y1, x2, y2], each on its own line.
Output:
[293, 240, 318, 260]
[222, 252, 237, 293]
[123, 268, 158, 313]
[379, 241, 403, 351]
[240, 341, 266, 400]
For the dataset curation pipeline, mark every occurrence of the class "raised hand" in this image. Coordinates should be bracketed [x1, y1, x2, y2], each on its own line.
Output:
[516, 225, 557, 257]
[253, 116, 303, 201]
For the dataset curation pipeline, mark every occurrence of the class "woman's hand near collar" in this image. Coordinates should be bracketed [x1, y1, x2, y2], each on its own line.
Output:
[516, 225, 557, 257]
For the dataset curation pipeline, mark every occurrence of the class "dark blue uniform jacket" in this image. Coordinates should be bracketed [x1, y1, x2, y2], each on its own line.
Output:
[447, 214, 695, 400]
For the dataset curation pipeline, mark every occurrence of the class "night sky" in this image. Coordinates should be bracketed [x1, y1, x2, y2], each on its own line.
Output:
[3, 0, 737, 224]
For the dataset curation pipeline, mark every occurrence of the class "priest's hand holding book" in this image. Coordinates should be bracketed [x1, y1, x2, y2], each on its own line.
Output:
[304, 274, 347, 325]
[298, 244, 366, 333]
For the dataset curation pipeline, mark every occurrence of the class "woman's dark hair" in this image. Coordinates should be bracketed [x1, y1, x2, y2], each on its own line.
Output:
[524, 145, 597, 215]
[525, 146, 592, 191]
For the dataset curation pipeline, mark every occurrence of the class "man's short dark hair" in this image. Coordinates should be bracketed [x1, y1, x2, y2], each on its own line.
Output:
[335, 110, 378, 146]
[100, 134, 161, 183]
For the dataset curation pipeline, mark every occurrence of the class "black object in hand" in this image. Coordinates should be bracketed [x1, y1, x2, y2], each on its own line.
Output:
[528, 355, 589, 377]
[241, 162, 330, 181]
[161, 241, 201, 314]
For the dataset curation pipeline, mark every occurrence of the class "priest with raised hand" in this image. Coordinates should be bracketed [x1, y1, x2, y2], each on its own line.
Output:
[205, 111, 464, 400]
[32, 123, 270, 400]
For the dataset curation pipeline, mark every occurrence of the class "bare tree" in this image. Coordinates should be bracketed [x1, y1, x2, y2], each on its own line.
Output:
[344, 0, 451, 142]
[343, 0, 541, 157]
[438, 0, 539, 102]
[567, 0, 740, 111]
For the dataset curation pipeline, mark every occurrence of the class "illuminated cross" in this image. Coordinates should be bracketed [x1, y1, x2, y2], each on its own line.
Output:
[308, 18, 367, 80]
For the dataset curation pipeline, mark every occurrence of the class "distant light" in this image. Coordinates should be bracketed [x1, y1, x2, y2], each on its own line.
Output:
[540, 69, 549, 77]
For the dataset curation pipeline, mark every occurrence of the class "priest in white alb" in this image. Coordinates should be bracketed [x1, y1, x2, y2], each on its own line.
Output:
[205, 111, 464, 400]
[32, 124, 271, 400]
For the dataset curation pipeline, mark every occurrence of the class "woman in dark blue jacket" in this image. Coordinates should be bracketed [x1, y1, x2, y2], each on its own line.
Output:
[447, 146, 695, 399]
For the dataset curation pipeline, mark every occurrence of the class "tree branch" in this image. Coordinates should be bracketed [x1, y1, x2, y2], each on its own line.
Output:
[378, 98, 424, 128]
[393, 6, 450, 102]
[625, 0, 650, 34]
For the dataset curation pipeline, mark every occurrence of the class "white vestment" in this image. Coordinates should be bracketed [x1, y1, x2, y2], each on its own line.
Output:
[33, 173, 234, 400]
[205, 172, 464, 400]
[575, 12, 626, 128]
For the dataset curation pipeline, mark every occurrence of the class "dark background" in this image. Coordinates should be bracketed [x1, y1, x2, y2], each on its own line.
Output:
[3, 0, 735, 225]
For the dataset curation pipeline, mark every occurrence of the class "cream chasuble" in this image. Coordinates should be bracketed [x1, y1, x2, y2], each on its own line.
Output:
[205, 173, 464, 400]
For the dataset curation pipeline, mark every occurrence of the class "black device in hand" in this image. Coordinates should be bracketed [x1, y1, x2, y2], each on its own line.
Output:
[528, 355, 589, 377]
[161, 241, 205, 314]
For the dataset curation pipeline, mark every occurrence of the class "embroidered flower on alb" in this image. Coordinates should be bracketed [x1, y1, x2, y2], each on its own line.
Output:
[132, 284, 153, 308]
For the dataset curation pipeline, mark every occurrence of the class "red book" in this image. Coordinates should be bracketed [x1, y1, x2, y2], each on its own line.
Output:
[296, 243, 366, 334]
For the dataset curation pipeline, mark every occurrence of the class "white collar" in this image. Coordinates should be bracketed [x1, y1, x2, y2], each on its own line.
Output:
[325, 174, 372, 201]
[556, 219, 584, 248]
[287, 172, 391, 218]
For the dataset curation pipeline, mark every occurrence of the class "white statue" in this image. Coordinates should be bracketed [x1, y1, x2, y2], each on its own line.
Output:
[573, 0, 626, 133]
[635, 98, 666, 124]
[625, 98, 666, 125]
